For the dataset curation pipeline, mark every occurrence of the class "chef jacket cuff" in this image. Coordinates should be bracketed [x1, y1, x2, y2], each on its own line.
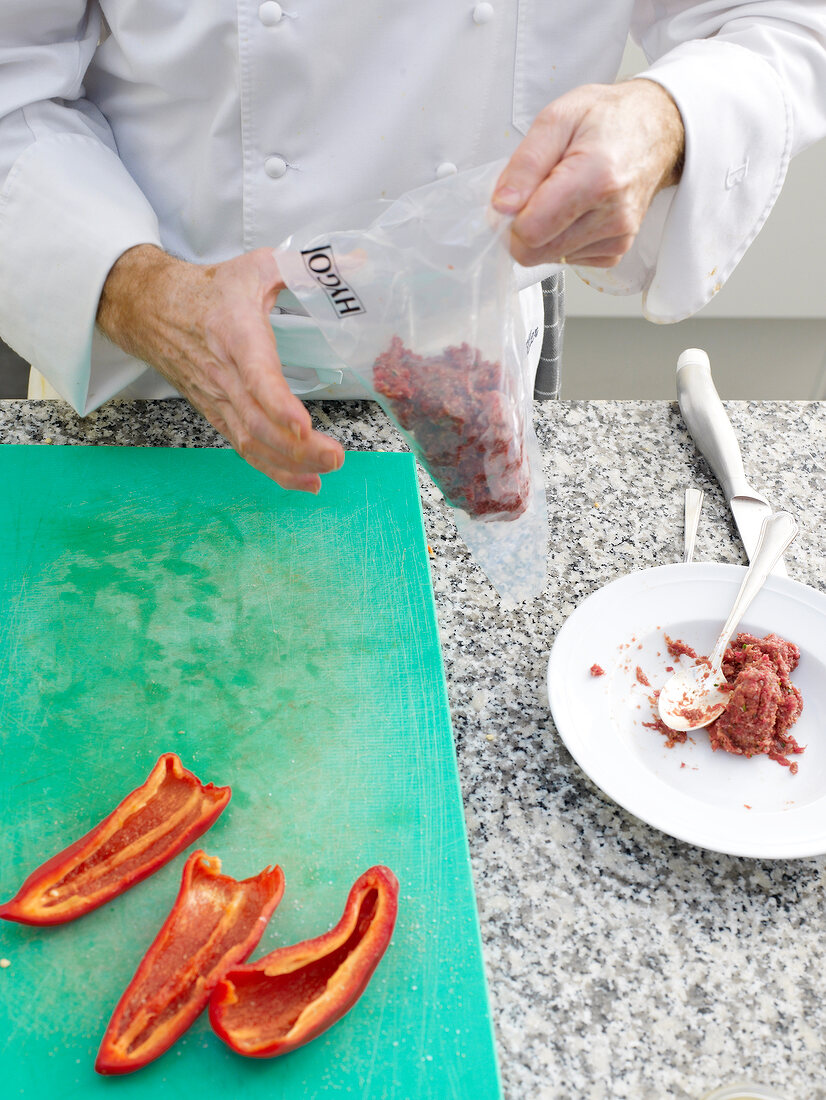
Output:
[573, 39, 792, 323]
[0, 133, 163, 414]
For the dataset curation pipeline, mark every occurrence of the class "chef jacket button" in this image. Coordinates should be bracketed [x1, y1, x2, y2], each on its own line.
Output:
[472, 3, 495, 24]
[258, 2, 284, 26]
[265, 155, 288, 179]
[436, 162, 458, 179]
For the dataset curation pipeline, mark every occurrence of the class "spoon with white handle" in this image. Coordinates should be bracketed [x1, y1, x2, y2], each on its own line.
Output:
[658, 511, 798, 732]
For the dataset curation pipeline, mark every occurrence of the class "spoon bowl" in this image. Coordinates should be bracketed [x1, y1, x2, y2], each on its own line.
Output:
[658, 511, 797, 732]
[656, 663, 730, 733]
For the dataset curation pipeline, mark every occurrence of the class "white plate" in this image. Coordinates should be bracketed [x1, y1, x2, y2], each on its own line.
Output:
[547, 563, 826, 858]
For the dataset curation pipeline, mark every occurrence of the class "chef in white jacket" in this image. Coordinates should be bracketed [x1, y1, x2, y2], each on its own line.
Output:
[0, 2, 824, 492]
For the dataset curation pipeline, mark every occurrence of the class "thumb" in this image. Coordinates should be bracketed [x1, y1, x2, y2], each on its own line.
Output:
[492, 100, 578, 214]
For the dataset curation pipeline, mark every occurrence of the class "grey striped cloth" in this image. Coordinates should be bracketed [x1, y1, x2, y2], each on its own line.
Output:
[533, 271, 565, 400]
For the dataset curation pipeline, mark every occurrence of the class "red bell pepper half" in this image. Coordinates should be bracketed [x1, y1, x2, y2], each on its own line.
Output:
[209, 865, 399, 1058]
[0, 753, 230, 926]
[96, 850, 285, 1075]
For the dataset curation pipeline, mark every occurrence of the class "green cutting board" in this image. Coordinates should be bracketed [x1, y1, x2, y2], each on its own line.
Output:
[0, 445, 501, 1099]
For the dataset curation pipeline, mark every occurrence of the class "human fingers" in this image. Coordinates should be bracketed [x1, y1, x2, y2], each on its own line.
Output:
[498, 81, 684, 269]
[491, 102, 576, 216]
[511, 238, 635, 270]
[190, 356, 342, 490]
[99, 245, 344, 491]
[197, 263, 345, 478]
[561, 231, 637, 268]
[229, 322, 345, 472]
[178, 367, 330, 493]
[563, 251, 630, 270]
[179, 319, 341, 490]
[508, 144, 641, 267]
[511, 195, 637, 268]
[197, 400, 320, 491]
[217, 396, 327, 493]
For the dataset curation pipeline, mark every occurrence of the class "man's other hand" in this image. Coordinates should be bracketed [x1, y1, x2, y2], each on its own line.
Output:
[96, 245, 344, 493]
[493, 79, 685, 268]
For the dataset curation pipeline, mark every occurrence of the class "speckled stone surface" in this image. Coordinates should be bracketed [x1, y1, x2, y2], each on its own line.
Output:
[3, 397, 825, 1100]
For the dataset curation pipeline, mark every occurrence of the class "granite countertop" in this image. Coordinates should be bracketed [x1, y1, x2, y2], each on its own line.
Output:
[2, 396, 825, 1100]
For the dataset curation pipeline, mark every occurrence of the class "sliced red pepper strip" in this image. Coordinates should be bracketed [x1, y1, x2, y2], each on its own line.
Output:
[209, 865, 399, 1058]
[96, 849, 285, 1075]
[0, 753, 231, 926]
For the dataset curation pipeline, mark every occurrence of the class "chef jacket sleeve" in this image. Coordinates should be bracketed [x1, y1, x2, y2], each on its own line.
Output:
[0, 2, 163, 413]
[578, 1, 826, 323]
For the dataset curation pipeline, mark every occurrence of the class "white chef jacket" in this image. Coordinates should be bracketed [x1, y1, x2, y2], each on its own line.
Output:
[0, 2, 824, 414]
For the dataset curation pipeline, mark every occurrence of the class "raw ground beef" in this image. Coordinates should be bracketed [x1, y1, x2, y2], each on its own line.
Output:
[665, 634, 698, 661]
[372, 335, 530, 519]
[646, 631, 804, 772]
[709, 632, 804, 771]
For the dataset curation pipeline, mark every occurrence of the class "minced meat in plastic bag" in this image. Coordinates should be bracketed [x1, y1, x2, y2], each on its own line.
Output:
[275, 161, 548, 602]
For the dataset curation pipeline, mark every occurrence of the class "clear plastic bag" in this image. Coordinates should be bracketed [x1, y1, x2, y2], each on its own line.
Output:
[276, 161, 548, 603]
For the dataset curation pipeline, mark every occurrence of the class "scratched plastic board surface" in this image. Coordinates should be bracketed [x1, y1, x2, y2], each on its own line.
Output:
[0, 445, 500, 1100]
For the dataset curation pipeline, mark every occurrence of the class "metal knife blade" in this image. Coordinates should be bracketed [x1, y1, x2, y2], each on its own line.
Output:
[676, 348, 787, 577]
[727, 493, 782, 573]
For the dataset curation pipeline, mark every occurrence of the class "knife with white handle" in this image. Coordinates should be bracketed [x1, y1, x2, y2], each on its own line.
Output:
[676, 347, 787, 577]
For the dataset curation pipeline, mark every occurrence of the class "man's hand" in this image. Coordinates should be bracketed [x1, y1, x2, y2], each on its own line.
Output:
[96, 245, 344, 493]
[493, 79, 685, 268]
